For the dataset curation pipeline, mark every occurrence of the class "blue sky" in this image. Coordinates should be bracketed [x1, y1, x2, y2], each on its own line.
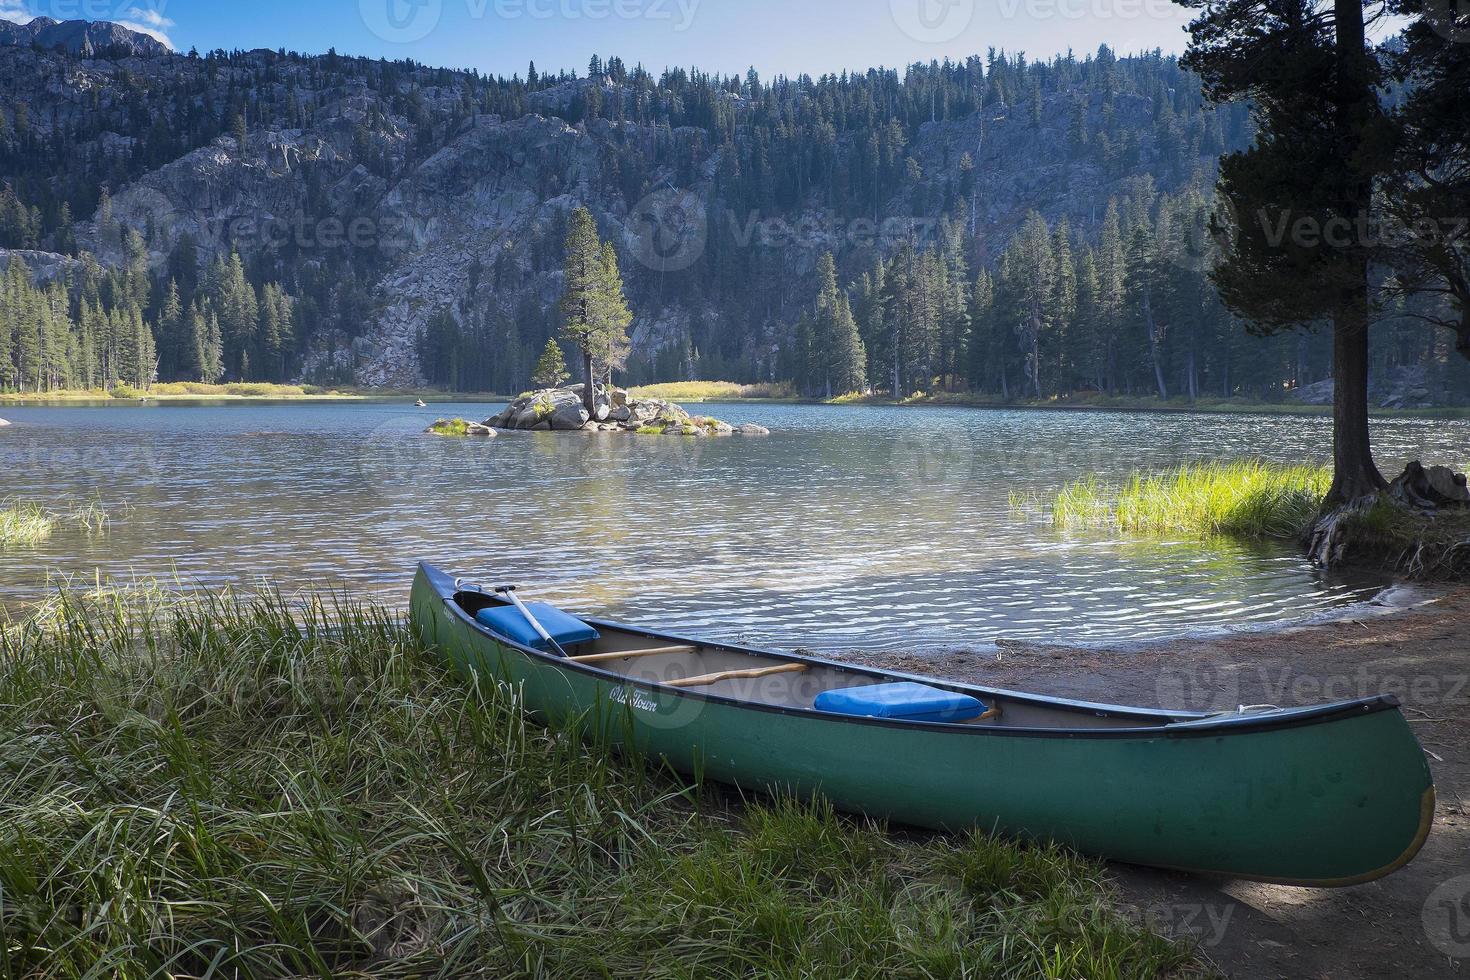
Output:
[1, 0, 1197, 77]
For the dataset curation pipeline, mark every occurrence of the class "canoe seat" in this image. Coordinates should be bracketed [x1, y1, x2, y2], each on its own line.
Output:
[814, 682, 984, 723]
[475, 603, 600, 652]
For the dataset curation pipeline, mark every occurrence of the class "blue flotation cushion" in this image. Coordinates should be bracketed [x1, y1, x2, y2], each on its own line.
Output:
[475, 602, 600, 652]
[814, 682, 983, 723]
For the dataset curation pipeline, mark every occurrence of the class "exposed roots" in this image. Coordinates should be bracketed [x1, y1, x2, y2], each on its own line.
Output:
[1308, 492, 1470, 580]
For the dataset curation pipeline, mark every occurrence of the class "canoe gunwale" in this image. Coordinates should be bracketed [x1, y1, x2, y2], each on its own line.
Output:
[416, 562, 1404, 742]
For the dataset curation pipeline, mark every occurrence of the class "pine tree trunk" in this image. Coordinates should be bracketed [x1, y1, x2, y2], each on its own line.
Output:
[582, 348, 595, 415]
[1325, 282, 1386, 507]
[1143, 283, 1167, 399]
[1321, 0, 1386, 509]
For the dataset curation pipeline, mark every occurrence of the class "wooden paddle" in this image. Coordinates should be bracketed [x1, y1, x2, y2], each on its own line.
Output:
[666, 663, 809, 688]
[571, 645, 697, 664]
[492, 584, 569, 658]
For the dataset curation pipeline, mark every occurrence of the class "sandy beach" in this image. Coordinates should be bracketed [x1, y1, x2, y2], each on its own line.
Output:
[835, 587, 1470, 978]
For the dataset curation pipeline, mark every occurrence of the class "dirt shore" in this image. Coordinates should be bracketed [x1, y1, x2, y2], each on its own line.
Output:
[834, 587, 1470, 979]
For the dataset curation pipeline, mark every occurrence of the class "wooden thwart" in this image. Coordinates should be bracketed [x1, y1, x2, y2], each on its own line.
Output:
[666, 663, 809, 688]
[571, 645, 697, 664]
[958, 706, 1003, 724]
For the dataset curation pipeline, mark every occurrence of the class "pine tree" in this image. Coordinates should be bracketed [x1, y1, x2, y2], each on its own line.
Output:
[813, 251, 842, 396]
[0, 260, 13, 390]
[157, 280, 183, 380]
[1181, 0, 1388, 504]
[1126, 223, 1168, 399]
[592, 242, 632, 384]
[1050, 221, 1078, 391]
[560, 206, 605, 413]
[10, 259, 40, 392]
[559, 208, 631, 412]
[831, 292, 867, 394]
[968, 266, 995, 391]
[258, 282, 293, 382]
[132, 309, 157, 389]
[1095, 200, 1126, 392]
[1012, 211, 1055, 398]
[531, 337, 570, 388]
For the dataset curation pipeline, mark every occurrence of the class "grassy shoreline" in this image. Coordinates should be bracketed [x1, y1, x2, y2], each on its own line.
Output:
[0, 588, 1199, 977]
[0, 382, 512, 404]
[1038, 459, 1470, 579]
[1044, 461, 1334, 540]
[4, 378, 1468, 418]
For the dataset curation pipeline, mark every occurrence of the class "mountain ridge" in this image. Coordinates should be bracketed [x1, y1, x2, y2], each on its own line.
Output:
[0, 20, 1252, 392]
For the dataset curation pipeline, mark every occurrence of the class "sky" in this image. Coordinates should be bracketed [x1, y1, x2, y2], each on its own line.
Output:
[0, 0, 1197, 78]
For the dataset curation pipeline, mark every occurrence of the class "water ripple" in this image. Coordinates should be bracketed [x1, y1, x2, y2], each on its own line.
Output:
[1, 401, 1463, 651]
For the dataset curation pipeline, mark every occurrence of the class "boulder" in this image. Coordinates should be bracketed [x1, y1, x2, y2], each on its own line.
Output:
[736, 423, 771, 435]
[426, 417, 496, 437]
[548, 394, 590, 430]
[1290, 378, 1334, 406]
[690, 416, 734, 436]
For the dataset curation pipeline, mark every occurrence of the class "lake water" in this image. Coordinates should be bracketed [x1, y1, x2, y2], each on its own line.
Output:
[2, 400, 1466, 651]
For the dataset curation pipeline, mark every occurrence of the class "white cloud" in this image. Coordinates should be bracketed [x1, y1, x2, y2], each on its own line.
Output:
[0, 1, 32, 26]
[124, 7, 173, 30]
[118, 5, 176, 49]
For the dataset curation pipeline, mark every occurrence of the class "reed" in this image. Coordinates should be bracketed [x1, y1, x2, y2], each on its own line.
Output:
[0, 500, 55, 544]
[0, 588, 1201, 978]
[1053, 460, 1332, 539]
[0, 498, 111, 545]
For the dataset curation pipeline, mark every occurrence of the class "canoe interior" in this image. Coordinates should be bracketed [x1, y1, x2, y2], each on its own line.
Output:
[450, 588, 1197, 732]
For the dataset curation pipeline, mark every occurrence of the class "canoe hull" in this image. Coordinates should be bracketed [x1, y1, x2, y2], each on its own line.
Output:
[410, 564, 1434, 885]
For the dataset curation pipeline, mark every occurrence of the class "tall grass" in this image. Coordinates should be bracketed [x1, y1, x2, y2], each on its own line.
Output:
[0, 499, 110, 546]
[0, 590, 1200, 978]
[628, 380, 795, 401]
[1052, 460, 1332, 539]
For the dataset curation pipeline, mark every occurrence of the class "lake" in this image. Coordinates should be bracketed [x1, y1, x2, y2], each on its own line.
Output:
[2, 400, 1465, 652]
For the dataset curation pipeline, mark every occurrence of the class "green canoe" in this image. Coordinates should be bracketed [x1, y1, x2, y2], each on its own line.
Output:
[410, 562, 1434, 886]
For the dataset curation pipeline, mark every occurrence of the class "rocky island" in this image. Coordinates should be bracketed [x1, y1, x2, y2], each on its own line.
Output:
[427, 385, 770, 438]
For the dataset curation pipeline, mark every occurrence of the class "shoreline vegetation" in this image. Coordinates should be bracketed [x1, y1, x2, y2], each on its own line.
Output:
[0, 499, 109, 546]
[0, 589, 1198, 977]
[1044, 461, 1334, 540]
[0, 382, 512, 404]
[1, 378, 1467, 419]
[1033, 460, 1470, 580]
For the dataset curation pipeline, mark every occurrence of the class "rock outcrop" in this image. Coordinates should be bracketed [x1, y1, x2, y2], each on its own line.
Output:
[1291, 366, 1450, 410]
[484, 385, 761, 436]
